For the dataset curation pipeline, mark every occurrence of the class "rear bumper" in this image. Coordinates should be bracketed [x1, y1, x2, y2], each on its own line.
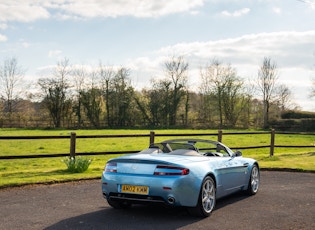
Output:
[102, 172, 201, 207]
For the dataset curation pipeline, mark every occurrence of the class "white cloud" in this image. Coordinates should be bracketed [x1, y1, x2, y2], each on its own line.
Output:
[0, 33, 7, 42]
[297, 0, 315, 9]
[0, 0, 205, 22]
[21, 42, 30, 48]
[48, 49, 62, 58]
[221, 8, 250, 17]
[0, 23, 8, 29]
[0, 1, 50, 22]
[134, 31, 315, 70]
[59, 0, 205, 18]
[157, 31, 315, 68]
[272, 7, 282, 14]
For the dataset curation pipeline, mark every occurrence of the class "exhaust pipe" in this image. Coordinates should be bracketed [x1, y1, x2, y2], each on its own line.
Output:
[167, 196, 175, 205]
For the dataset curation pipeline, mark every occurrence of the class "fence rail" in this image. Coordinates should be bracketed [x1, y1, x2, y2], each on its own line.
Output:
[0, 130, 314, 160]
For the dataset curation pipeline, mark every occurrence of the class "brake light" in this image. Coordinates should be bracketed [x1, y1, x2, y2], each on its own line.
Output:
[154, 165, 189, 176]
[105, 162, 117, 173]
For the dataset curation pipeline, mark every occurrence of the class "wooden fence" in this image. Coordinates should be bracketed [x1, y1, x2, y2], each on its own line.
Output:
[0, 129, 314, 160]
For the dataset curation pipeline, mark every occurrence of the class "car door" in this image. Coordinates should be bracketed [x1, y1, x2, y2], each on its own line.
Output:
[215, 145, 248, 197]
[224, 156, 248, 191]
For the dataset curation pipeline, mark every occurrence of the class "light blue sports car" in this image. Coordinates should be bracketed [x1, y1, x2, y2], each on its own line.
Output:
[101, 139, 260, 217]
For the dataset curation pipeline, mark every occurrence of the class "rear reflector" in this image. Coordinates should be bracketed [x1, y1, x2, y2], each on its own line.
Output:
[154, 165, 189, 176]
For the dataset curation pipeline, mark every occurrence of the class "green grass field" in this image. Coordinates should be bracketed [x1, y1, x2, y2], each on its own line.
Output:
[0, 128, 314, 188]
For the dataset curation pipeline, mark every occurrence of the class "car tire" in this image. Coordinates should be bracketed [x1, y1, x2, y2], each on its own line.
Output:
[187, 176, 216, 217]
[107, 199, 131, 209]
[246, 164, 260, 195]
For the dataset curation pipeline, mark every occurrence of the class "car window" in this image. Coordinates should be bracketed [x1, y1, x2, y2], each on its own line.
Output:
[149, 143, 171, 153]
[168, 143, 197, 151]
[216, 144, 230, 157]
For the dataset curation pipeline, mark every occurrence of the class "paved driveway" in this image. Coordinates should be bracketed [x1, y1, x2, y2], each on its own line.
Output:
[0, 171, 314, 230]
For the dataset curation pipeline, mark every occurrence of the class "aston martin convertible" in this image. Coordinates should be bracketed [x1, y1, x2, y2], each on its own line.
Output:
[101, 139, 260, 217]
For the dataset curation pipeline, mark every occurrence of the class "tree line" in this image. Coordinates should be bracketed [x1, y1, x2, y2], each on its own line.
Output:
[0, 55, 309, 129]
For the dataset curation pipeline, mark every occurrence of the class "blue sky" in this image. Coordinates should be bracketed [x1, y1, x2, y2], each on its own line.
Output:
[1, 0, 315, 111]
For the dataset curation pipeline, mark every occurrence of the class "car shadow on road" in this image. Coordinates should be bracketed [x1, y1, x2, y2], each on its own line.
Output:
[44, 192, 249, 230]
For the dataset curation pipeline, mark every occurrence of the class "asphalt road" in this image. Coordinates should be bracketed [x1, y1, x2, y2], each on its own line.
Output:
[0, 171, 314, 230]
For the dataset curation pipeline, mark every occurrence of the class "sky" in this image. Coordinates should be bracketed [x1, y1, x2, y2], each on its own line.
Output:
[0, 0, 315, 111]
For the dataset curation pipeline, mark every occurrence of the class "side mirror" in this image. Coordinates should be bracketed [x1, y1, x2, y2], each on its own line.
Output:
[234, 150, 242, 157]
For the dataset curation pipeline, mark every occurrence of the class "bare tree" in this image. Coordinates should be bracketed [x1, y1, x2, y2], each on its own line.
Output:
[199, 65, 215, 126]
[221, 73, 245, 127]
[257, 57, 278, 128]
[133, 89, 154, 126]
[200, 59, 226, 127]
[99, 63, 115, 127]
[164, 55, 189, 126]
[103, 67, 135, 127]
[80, 69, 103, 128]
[241, 81, 255, 129]
[0, 57, 25, 119]
[150, 78, 172, 127]
[38, 58, 71, 128]
[200, 59, 245, 128]
[72, 65, 87, 127]
[275, 84, 292, 112]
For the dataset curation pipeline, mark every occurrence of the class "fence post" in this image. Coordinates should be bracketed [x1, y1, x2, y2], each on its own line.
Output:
[218, 130, 223, 142]
[70, 132, 76, 158]
[150, 131, 155, 145]
[270, 129, 275, 157]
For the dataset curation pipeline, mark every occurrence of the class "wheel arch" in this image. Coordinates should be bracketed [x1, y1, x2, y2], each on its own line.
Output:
[205, 172, 217, 189]
[187, 172, 217, 217]
[246, 161, 260, 195]
[254, 161, 260, 168]
[193, 172, 217, 205]
[252, 161, 260, 172]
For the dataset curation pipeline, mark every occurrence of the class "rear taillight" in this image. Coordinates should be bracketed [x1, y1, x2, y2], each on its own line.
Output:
[154, 165, 189, 176]
[105, 162, 117, 173]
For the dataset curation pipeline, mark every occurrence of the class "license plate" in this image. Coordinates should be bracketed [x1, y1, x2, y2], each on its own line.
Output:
[121, 185, 149, 195]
